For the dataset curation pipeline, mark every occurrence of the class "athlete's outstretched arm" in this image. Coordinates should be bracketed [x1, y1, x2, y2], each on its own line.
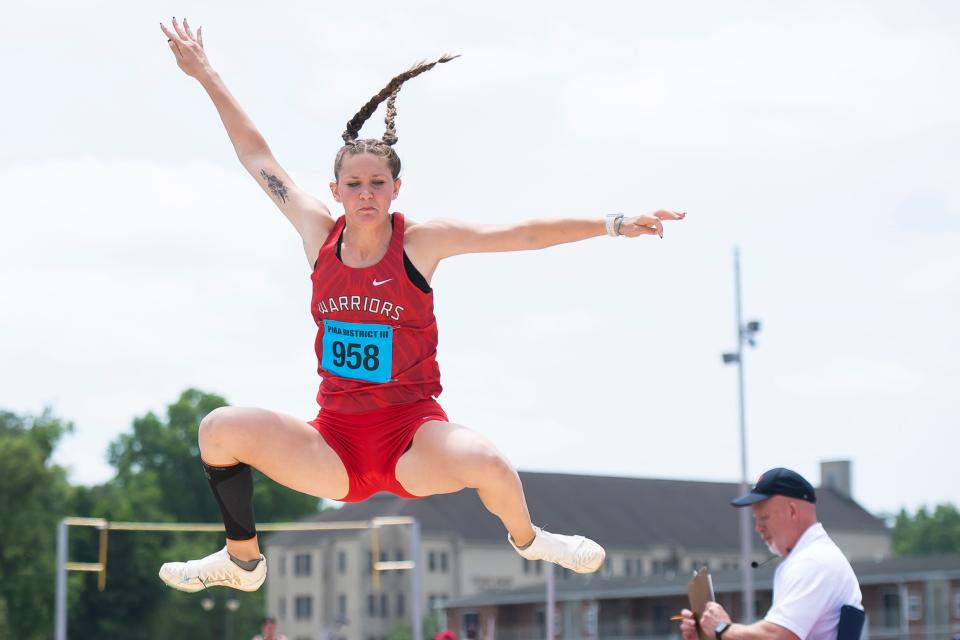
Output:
[160, 18, 333, 261]
[409, 211, 685, 262]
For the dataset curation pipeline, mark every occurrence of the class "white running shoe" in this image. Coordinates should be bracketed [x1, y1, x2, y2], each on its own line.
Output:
[509, 525, 606, 574]
[159, 546, 266, 593]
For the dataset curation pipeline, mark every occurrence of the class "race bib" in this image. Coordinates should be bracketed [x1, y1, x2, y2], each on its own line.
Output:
[321, 320, 393, 383]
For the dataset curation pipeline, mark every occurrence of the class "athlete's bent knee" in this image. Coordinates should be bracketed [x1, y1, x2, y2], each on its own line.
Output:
[198, 406, 237, 454]
[465, 446, 517, 488]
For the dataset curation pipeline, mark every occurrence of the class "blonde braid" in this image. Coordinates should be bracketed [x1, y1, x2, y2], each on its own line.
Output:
[382, 90, 400, 146]
[341, 54, 459, 145]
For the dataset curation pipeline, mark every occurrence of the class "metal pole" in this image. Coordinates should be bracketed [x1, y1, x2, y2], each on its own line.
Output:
[410, 519, 423, 640]
[545, 562, 555, 640]
[733, 247, 755, 622]
[55, 519, 67, 640]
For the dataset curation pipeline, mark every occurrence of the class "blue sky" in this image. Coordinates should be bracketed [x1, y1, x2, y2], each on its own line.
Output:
[1, 0, 958, 517]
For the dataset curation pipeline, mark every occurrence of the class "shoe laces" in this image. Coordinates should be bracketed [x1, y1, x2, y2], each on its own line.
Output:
[186, 554, 244, 588]
[200, 569, 242, 588]
[200, 571, 241, 587]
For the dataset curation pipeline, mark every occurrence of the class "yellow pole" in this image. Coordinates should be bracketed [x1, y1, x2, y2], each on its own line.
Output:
[97, 527, 109, 592]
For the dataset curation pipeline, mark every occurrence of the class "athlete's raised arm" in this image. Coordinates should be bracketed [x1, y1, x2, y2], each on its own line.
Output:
[405, 211, 685, 274]
[160, 18, 333, 262]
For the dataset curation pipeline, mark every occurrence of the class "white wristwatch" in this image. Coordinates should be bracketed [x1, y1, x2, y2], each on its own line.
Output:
[605, 213, 625, 237]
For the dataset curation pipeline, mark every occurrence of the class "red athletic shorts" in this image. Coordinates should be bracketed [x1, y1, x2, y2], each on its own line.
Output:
[308, 398, 448, 502]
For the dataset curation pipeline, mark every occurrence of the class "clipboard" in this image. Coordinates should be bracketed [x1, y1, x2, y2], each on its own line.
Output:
[687, 566, 715, 640]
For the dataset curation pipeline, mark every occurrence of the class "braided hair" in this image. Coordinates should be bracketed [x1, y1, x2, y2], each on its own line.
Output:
[334, 55, 459, 181]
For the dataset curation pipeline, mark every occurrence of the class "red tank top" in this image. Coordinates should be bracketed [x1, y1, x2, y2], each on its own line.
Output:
[310, 212, 442, 413]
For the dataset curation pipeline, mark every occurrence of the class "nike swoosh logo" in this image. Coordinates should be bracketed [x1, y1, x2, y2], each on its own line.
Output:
[372, 278, 393, 287]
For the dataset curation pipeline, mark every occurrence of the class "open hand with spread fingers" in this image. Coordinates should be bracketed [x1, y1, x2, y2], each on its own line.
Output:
[160, 17, 210, 79]
[619, 209, 686, 239]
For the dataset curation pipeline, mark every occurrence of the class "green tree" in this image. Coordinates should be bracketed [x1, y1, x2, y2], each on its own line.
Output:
[0, 409, 73, 640]
[893, 503, 960, 556]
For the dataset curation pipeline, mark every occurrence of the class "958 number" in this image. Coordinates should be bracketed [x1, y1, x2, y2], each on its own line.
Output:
[331, 341, 380, 371]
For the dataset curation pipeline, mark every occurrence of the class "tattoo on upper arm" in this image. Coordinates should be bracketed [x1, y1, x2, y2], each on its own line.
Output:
[260, 169, 289, 203]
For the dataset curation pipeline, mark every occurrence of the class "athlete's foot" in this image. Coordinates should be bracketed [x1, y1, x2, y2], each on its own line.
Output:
[159, 546, 266, 593]
[509, 525, 605, 574]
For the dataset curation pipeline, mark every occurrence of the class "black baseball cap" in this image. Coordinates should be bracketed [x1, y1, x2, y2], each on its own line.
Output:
[730, 467, 816, 507]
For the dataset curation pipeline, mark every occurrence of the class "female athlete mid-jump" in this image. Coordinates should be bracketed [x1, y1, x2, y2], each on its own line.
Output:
[158, 17, 684, 592]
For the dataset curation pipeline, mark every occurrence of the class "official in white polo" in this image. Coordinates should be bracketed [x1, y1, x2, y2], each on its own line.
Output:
[679, 467, 863, 640]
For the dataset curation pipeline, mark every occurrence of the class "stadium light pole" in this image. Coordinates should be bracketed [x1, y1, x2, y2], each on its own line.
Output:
[722, 247, 761, 622]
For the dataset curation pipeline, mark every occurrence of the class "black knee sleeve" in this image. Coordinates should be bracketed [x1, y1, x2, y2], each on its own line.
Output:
[203, 460, 257, 541]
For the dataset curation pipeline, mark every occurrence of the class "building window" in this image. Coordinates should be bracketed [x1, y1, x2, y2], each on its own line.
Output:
[653, 605, 671, 635]
[380, 593, 388, 618]
[294, 553, 311, 577]
[908, 594, 922, 621]
[338, 594, 347, 618]
[523, 558, 531, 574]
[583, 603, 598, 635]
[428, 550, 436, 572]
[882, 592, 901, 628]
[397, 593, 405, 617]
[428, 594, 436, 610]
[338, 550, 347, 574]
[368, 594, 376, 617]
[440, 551, 449, 572]
[395, 549, 405, 562]
[652, 558, 677, 576]
[463, 612, 480, 640]
[380, 550, 388, 563]
[600, 559, 613, 577]
[278, 596, 286, 620]
[954, 590, 960, 618]
[295, 595, 313, 620]
[279, 554, 287, 577]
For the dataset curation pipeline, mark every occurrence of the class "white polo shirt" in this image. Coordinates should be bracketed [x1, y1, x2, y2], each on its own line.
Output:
[765, 522, 862, 640]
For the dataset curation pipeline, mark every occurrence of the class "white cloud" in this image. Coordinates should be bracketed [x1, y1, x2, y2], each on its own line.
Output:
[561, 14, 960, 150]
[777, 356, 931, 397]
[896, 247, 960, 296]
[517, 309, 611, 340]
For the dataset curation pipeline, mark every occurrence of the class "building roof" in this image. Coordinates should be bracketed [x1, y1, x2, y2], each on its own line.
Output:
[266, 471, 885, 551]
[441, 553, 960, 608]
